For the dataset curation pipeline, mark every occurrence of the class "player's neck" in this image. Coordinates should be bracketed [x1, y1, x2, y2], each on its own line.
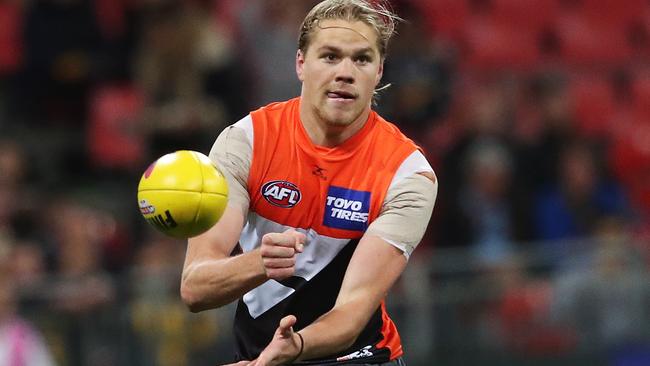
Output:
[299, 106, 370, 148]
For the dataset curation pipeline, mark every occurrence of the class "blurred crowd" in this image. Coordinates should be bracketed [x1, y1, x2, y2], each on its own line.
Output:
[0, 0, 649, 365]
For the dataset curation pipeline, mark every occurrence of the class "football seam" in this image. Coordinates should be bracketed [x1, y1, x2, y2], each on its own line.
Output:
[138, 188, 227, 196]
[194, 151, 204, 226]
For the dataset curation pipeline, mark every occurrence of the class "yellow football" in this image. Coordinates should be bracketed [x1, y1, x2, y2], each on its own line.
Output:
[137, 150, 228, 238]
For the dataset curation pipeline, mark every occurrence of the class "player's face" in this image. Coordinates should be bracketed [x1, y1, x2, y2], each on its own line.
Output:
[296, 19, 383, 129]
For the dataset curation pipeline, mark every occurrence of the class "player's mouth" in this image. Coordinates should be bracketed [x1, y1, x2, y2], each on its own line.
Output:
[326, 90, 357, 102]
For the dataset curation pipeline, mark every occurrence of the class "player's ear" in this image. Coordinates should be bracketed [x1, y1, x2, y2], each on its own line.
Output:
[296, 50, 305, 82]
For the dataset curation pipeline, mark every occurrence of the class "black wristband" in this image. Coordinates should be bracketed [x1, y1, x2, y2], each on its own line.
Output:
[289, 332, 304, 364]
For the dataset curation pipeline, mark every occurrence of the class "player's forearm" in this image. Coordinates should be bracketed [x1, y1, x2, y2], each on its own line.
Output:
[180, 249, 267, 312]
[296, 301, 374, 361]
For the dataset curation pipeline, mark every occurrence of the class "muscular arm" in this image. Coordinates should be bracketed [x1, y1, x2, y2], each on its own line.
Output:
[299, 173, 437, 358]
[181, 206, 306, 313]
[296, 174, 437, 358]
[180, 121, 267, 312]
[253, 171, 438, 364]
[247, 235, 408, 366]
[181, 119, 308, 313]
[298, 235, 407, 358]
[180, 205, 267, 312]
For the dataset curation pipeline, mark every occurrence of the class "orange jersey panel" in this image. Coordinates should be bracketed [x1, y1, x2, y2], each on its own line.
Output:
[247, 97, 419, 239]
[237, 97, 419, 362]
[376, 301, 404, 359]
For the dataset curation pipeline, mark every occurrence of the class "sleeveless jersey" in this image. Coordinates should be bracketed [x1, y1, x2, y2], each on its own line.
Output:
[234, 97, 420, 364]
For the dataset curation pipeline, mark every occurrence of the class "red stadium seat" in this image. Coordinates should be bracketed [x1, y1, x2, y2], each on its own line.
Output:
[88, 85, 146, 170]
[578, 0, 648, 28]
[462, 19, 540, 72]
[94, 0, 126, 39]
[631, 70, 650, 115]
[569, 74, 617, 137]
[608, 111, 650, 214]
[554, 14, 632, 67]
[0, 2, 23, 75]
[415, 0, 470, 41]
[490, 0, 560, 32]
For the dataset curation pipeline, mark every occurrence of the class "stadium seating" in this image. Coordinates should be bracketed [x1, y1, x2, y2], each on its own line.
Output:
[0, 2, 23, 75]
[568, 73, 617, 137]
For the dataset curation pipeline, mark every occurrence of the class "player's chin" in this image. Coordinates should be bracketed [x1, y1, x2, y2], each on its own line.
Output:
[322, 109, 356, 126]
[324, 117, 352, 127]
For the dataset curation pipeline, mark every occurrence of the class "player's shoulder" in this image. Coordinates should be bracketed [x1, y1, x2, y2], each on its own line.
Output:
[371, 112, 436, 182]
[250, 98, 300, 131]
[215, 114, 254, 147]
[228, 99, 301, 143]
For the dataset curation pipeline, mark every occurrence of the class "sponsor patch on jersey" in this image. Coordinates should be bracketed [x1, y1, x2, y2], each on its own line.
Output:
[261, 180, 302, 208]
[323, 186, 370, 231]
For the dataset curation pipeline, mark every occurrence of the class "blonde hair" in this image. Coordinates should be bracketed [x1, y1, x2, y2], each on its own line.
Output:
[298, 0, 400, 58]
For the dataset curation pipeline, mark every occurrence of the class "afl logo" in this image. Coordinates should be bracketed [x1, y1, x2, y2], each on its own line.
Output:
[261, 180, 302, 208]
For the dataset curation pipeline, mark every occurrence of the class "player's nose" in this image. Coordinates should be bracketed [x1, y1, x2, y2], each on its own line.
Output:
[334, 58, 355, 84]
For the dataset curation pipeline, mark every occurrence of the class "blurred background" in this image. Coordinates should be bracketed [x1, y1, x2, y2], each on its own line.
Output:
[0, 0, 649, 365]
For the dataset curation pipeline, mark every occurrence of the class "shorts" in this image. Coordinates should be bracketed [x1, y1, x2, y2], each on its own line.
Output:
[346, 358, 406, 366]
[294, 358, 406, 366]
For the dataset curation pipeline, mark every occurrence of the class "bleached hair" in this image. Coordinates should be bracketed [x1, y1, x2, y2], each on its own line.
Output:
[298, 0, 401, 58]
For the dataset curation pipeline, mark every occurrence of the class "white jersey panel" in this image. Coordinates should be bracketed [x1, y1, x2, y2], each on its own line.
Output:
[242, 280, 295, 319]
[240, 212, 350, 318]
[388, 150, 433, 190]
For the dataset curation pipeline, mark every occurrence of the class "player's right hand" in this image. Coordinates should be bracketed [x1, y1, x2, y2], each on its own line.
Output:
[260, 229, 306, 280]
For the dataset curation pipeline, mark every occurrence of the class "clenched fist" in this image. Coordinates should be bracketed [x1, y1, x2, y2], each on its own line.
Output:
[260, 229, 306, 280]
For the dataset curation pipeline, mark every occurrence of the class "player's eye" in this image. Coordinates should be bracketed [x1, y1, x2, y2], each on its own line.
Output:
[355, 55, 372, 65]
[321, 53, 339, 62]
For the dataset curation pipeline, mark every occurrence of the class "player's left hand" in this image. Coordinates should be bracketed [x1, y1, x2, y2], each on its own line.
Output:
[247, 315, 303, 366]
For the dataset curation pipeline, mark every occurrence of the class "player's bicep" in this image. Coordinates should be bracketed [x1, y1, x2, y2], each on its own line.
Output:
[184, 118, 252, 266]
[208, 121, 252, 215]
[184, 204, 246, 266]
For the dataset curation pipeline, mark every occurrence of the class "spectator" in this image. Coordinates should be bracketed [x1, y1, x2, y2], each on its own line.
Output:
[129, 233, 223, 366]
[378, 1, 453, 140]
[12, 0, 103, 126]
[0, 247, 58, 366]
[487, 255, 575, 357]
[8, 240, 50, 315]
[436, 81, 533, 250]
[236, 0, 314, 105]
[0, 140, 27, 188]
[133, 0, 236, 159]
[516, 72, 577, 190]
[549, 218, 650, 361]
[534, 140, 632, 242]
[458, 139, 532, 265]
[45, 196, 118, 366]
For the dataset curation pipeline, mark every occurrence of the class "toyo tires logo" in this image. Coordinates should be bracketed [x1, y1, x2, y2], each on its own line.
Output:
[261, 180, 301, 208]
[323, 186, 370, 231]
